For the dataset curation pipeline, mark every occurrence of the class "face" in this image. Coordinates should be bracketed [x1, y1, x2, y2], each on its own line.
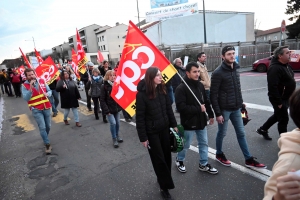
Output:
[104, 62, 109, 68]
[108, 72, 116, 82]
[279, 48, 291, 64]
[89, 66, 94, 70]
[154, 70, 162, 85]
[175, 59, 182, 67]
[198, 54, 207, 63]
[26, 71, 36, 80]
[222, 50, 235, 64]
[186, 66, 200, 81]
[65, 66, 70, 71]
[93, 71, 99, 76]
[64, 72, 69, 79]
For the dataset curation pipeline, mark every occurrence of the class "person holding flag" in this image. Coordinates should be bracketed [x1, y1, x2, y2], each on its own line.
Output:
[21, 68, 53, 154]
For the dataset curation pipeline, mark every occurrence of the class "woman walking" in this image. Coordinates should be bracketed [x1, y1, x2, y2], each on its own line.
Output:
[87, 68, 104, 120]
[136, 67, 177, 200]
[56, 71, 82, 127]
[100, 70, 123, 148]
[11, 70, 22, 97]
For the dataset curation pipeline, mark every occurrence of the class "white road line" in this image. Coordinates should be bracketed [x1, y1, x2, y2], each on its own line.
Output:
[0, 97, 4, 142]
[241, 87, 267, 92]
[244, 102, 274, 112]
[120, 119, 271, 182]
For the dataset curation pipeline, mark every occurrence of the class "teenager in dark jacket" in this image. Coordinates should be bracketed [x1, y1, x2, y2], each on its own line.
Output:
[175, 62, 217, 175]
[99, 60, 112, 77]
[256, 46, 296, 140]
[80, 61, 94, 111]
[136, 67, 177, 200]
[210, 45, 266, 169]
[100, 70, 123, 148]
[56, 71, 82, 127]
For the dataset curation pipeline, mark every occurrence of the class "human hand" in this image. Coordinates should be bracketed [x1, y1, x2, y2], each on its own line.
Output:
[43, 92, 48, 97]
[141, 140, 149, 148]
[200, 104, 206, 112]
[274, 172, 300, 200]
[173, 127, 178, 132]
[209, 118, 214, 125]
[278, 104, 283, 109]
[216, 116, 224, 124]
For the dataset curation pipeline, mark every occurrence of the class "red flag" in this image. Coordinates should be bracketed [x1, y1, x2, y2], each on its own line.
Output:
[34, 48, 44, 65]
[17, 65, 27, 81]
[35, 56, 60, 85]
[111, 21, 177, 116]
[71, 48, 81, 79]
[76, 29, 88, 73]
[97, 50, 104, 63]
[19, 47, 33, 68]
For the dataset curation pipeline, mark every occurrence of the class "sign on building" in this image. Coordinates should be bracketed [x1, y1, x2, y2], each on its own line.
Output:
[146, 2, 198, 22]
[150, 0, 189, 9]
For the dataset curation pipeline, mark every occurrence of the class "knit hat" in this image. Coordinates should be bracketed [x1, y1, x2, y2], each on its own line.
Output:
[86, 61, 94, 67]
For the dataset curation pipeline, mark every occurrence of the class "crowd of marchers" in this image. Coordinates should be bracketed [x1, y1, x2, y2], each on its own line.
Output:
[4, 45, 300, 200]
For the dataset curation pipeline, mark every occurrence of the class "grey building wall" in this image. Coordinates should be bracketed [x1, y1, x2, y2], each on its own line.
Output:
[256, 32, 288, 42]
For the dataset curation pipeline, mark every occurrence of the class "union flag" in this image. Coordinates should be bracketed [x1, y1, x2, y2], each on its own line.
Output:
[34, 48, 44, 65]
[35, 56, 60, 85]
[71, 48, 82, 79]
[111, 21, 177, 116]
[19, 47, 33, 69]
[17, 65, 26, 81]
[97, 50, 104, 63]
[76, 29, 88, 74]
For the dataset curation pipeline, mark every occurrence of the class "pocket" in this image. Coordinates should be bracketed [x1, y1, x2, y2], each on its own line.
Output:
[185, 115, 198, 129]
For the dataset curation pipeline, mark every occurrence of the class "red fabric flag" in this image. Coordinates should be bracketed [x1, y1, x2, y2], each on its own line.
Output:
[35, 56, 60, 85]
[97, 50, 104, 63]
[111, 20, 177, 116]
[34, 48, 44, 65]
[19, 47, 33, 69]
[76, 29, 88, 73]
[17, 65, 27, 81]
[71, 48, 81, 79]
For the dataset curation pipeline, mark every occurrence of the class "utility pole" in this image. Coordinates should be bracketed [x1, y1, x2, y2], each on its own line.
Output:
[203, 0, 207, 44]
[136, 0, 141, 29]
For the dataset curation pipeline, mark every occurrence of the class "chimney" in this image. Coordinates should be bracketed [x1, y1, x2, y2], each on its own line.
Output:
[116, 22, 119, 26]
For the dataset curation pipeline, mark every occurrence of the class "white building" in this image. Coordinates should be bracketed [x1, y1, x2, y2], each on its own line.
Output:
[144, 10, 255, 46]
[96, 23, 127, 62]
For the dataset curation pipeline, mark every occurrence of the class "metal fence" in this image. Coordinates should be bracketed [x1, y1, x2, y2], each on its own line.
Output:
[160, 39, 300, 71]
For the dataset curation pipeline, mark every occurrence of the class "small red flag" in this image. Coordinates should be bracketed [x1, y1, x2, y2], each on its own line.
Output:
[97, 50, 104, 63]
[19, 47, 33, 69]
[71, 48, 82, 79]
[76, 29, 88, 73]
[34, 48, 44, 65]
[17, 65, 27, 81]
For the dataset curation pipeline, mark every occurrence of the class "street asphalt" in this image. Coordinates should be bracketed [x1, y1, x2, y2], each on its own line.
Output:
[0, 67, 299, 200]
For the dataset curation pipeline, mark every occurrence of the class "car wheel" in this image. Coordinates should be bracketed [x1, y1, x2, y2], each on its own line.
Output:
[257, 64, 267, 72]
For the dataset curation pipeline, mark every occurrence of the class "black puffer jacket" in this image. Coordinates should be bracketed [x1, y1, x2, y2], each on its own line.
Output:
[210, 61, 243, 117]
[100, 81, 121, 115]
[80, 69, 93, 89]
[267, 57, 295, 105]
[175, 76, 213, 130]
[136, 79, 177, 142]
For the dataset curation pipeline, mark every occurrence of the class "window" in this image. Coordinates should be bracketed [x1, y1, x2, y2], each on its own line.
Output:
[274, 36, 277, 40]
[98, 37, 101, 42]
[103, 45, 106, 50]
[102, 36, 104, 41]
[90, 55, 97, 64]
[101, 46, 103, 51]
[119, 45, 120, 47]
[264, 36, 266, 41]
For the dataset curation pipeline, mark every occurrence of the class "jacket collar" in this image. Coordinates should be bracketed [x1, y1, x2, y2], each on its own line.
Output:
[221, 61, 240, 71]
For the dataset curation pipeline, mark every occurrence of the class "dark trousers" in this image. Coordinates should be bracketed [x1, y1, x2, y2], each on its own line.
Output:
[261, 98, 289, 134]
[92, 97, 104, 118]
[84, 87, 92, 109]
[147, 129, 175, 190]
[4, 82, 13, 96]
[12, 83, 21, 97]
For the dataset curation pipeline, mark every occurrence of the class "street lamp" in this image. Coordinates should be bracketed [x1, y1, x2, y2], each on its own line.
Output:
[25, 36, 36, 49]
[202, 0, 207, 44]
[136, 0, 141, 29]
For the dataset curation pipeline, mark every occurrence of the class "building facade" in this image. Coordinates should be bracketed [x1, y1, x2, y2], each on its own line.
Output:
[255, 27, 289, 42]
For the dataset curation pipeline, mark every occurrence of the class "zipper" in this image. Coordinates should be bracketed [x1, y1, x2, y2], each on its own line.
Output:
[231, 71, 238, 107]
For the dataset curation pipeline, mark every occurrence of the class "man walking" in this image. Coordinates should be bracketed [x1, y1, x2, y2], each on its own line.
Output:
[197, 52, 211, 101]
[210, 46, 266, 168]
[175, 62, 218, 174]
[80, 61, 94, 111]
[21, 68, 53, 154]
[256, 46, 296, 140]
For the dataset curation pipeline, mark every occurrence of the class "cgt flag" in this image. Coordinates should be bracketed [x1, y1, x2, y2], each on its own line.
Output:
[17, 65, 27, 81]
[35, 56, 60, 85]
[76, 29, 88, 74]
[19, 47, 33, 69]
[97, 50, 104, 63]
[111, 20, 177, 117]
[34, 48, 44, 65]
[71, 48, 81, 79]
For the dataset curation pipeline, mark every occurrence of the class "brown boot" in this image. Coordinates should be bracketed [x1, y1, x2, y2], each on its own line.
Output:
[76, 122, 82, 127]
[45, 144, 52, 154]
[64, 120, 70, 125]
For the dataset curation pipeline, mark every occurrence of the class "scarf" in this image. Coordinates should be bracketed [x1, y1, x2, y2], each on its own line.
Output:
[93, 76, 100, 83]
[107, 80, 113, 86]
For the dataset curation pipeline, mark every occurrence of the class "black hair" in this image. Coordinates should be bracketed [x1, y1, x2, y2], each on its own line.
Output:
[185, 62, 199, 72]
[197, 52, 205, 60]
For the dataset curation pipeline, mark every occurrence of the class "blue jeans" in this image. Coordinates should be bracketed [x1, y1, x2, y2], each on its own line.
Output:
[32, 108, 51, 144]
[177, 128, 208, 166]
[216, 109, 252, 160]
[167, 85, 174, 105]
[64, 108, 79, 122]
[107, 112, 120, 139]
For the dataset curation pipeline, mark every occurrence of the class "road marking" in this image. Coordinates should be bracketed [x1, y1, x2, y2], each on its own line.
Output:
[78, 104, 93, 116]
[244, 102, 274, 112]
[11, 114, 35, 132]
[0, 97, 4, 141]
[51, 110, 70, 123]
[241, 87, 267, 92]
[120, 119, 271, 182]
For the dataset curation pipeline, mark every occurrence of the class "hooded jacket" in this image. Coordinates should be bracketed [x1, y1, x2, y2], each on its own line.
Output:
[210, 61, 243, 117]
[175, 76, 214, 130]
[267, 57, 296, 105]
[263, 129, 300, 200]
[136, 79, 177, 142]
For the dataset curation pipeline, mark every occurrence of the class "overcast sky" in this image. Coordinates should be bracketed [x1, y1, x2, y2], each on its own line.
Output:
[0, 0, 291, 63]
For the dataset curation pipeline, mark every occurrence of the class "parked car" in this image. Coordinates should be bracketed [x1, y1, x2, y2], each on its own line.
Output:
[252, 56, 300, 72]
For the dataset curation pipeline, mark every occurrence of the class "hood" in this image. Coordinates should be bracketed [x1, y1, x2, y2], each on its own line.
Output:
[137, 79, 146, 92]
[278, 129, 300, 156]
[270, 57, 288, 67]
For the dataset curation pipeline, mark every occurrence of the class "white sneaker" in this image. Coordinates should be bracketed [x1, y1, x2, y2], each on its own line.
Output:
[199, 164, 218, 174]
[175, 158, 186, 173]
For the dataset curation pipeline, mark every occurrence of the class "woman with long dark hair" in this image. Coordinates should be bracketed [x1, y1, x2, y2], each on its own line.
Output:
[136, 67, 177, 200]
[56, 71, 82, 127]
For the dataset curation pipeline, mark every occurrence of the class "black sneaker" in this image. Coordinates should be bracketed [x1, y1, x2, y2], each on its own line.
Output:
[245, 157, 266, 168]
[160, 189, 173, 200]
[216, 153, 231, 166]
[175, 158, 186, 173]
[199, 164, 218, 174]
[125, 118, 132, 122]
[256, 128, 272, 140]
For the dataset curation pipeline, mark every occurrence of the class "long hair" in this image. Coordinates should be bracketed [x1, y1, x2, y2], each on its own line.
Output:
[103, 70, 114, 81]
[145, 67, 166, 99]
[60, 71, 71, 80]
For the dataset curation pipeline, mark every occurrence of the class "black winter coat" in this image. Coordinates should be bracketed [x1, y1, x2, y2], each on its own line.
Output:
[80, 69, 93, 89]
[56, 79, 81, 108]
[172, 64, 186, 92]
[267, 57, 295, 105]
[175, 76, 213, 130]
[100, 81, 121, 115]
[210, 61, 243, 117]
[136, 79, 177, 142]
[99, 66, 112, 77]
[48, 80, 57, 90]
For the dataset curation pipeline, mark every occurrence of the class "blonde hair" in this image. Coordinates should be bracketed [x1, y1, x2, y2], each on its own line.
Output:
[103, 70, 114, 81]
[92, 68, 100, 75]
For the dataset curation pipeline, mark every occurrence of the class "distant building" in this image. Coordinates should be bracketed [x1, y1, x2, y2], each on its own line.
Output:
[143, 10, 255, 46]
[52, 42, 71, 63]
[255, 27, 289, 42]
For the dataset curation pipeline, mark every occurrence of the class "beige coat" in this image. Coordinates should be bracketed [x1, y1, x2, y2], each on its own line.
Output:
[263, 128, 300, 200]
[197, 61, 210, 90]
